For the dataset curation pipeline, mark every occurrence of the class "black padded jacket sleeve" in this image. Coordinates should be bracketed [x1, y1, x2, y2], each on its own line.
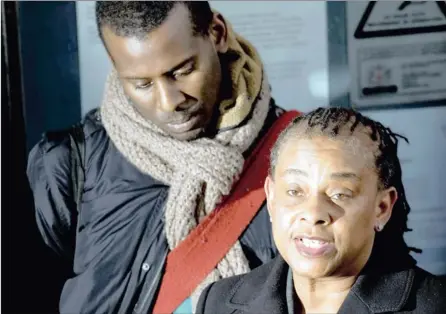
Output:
[27, 134, 77, 260]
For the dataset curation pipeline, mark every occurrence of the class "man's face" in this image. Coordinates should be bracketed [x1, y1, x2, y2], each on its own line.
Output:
[101, 4, 228, 141]
[265, 129, 396, 279]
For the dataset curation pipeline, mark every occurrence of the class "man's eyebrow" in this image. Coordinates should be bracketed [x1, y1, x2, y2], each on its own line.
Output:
[330, 172, 361, 181]
[121, 56, 195, 80]
[123, 76, 149, 80]
[167, 56, 195, 74]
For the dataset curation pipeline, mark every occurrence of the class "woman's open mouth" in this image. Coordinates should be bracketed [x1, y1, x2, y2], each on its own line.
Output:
[294, 237, 335, 258]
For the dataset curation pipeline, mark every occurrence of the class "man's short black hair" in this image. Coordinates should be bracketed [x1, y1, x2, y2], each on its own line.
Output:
[95, 1, 213, 40]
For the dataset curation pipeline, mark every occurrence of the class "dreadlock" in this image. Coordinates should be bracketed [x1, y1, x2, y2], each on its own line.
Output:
[270, 107, 421, 271]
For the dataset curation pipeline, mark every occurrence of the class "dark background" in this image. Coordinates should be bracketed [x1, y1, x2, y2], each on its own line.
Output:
[2, 2, 80, 312]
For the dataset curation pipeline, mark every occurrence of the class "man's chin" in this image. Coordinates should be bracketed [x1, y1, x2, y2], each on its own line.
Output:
[169, 128, 204, 141]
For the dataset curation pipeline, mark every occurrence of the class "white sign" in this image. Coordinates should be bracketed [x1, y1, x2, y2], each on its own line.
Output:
[76, 1, 329, 115]
[347, 1, 446, 108]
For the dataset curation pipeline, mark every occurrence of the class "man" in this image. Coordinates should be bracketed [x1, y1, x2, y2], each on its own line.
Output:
[27, 2, 294, 313]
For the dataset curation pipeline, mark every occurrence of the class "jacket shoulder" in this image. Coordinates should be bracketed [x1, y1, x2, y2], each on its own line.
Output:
[409, 267, 446, 312]
[30, 109, 104, 157]
[27, 109, 107, 189]
[413, 266, 446, 292]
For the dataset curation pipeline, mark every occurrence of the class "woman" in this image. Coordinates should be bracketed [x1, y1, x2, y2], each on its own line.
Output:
[196, 107, 446, 314]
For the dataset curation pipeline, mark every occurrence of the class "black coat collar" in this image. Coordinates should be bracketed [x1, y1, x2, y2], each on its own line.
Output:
[225, 256, 415, 313]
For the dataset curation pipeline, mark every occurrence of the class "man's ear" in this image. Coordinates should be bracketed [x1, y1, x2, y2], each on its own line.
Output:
[375, 186, 398, 228]
[264, 175, 275, 217]
[209, 13, 228, 53]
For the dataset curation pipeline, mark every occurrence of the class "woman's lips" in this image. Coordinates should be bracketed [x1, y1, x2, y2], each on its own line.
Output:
[294, 237, 335, 258]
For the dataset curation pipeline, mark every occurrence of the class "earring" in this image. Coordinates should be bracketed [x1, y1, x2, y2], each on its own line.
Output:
[269, 217, 273, 223]
[375, 224, 383, 232]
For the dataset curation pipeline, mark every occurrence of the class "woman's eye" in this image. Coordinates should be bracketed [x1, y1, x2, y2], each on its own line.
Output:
[287, 189, 304, 197]
[331, 193, 351, 201]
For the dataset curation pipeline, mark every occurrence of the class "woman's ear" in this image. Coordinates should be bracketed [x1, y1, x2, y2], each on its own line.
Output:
[209, 13, 229, 53]
[375, 186, 398, 229]
[264, 175, 275, 217]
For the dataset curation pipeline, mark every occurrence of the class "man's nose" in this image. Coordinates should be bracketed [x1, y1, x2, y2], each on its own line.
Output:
[299, 195, 333, 226]
[156, 78, 186, 112]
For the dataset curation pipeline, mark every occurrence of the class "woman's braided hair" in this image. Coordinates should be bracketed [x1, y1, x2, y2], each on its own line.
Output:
[270, 107, 421, 271]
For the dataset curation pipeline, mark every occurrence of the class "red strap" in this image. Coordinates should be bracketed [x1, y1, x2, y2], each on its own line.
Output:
[153, 110, 300, 313]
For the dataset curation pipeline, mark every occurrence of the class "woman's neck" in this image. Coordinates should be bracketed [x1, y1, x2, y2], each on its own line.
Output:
[293, 273, 357, 314]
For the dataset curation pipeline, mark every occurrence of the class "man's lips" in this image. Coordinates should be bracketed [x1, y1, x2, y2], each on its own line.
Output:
[162, 102, 202, 128]
[167, 114, 201, 133]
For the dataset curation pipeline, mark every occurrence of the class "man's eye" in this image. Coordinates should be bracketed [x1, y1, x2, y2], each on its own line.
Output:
[135, 82, 153, 90]
[174, 64, 194, 77]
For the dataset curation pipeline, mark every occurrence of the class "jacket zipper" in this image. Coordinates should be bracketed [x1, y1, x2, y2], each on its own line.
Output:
[133, 248, 168, 314]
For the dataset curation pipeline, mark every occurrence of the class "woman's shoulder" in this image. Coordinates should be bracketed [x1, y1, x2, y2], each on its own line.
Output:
[413, 266, 446, 292]
[410, 266, 446, 311]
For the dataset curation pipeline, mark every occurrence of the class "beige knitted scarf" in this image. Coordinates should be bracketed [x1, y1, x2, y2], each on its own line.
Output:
[100, 21, 271, 309]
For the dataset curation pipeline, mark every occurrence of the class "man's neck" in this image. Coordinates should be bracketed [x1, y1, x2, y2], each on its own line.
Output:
[293, 273, 357, 314]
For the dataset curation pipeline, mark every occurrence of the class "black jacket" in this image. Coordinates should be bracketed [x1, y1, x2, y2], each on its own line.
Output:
[27, 103, 284, 314]
[197, 255, 446, 314]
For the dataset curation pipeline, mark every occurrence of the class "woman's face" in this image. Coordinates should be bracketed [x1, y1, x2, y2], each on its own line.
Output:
[265, 130, 397, 279]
